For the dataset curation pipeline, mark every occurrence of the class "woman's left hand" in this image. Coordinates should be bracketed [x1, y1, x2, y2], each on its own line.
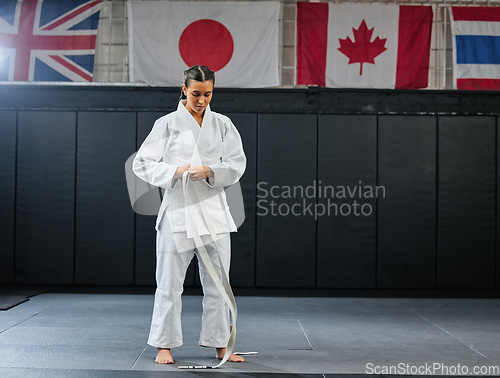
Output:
[188, 165, 214, 181]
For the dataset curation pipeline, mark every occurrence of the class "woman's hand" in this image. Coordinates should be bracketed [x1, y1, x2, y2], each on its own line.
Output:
[188, 165, 214, 181]
[173, 164, 191, 179]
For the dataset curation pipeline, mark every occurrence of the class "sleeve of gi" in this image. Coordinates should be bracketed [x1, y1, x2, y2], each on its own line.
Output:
[132, 117, 179, 190]
[206, 117, 247, 188]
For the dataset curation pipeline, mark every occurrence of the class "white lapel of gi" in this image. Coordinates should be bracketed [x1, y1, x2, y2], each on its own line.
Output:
[190, 104, 213, 166]
[181, 104, 217, 238]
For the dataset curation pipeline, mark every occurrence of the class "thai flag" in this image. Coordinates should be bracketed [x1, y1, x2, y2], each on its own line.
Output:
[0, 0, 102, 82]
[450, 7, 500, 90]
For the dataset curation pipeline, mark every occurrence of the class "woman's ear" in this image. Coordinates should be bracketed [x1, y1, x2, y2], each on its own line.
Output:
[181, 84, 187, 96]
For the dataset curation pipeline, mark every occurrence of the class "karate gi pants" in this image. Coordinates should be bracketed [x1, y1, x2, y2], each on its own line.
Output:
[147, 220, 231, 349]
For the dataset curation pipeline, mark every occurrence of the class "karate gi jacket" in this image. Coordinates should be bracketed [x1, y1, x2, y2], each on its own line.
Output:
[133, 101, 246, 238]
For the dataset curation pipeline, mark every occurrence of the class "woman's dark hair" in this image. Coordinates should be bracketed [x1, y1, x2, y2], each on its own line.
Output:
[180, 65, 215, 100]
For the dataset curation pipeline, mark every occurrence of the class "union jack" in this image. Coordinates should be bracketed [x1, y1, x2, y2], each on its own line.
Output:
[0, 0, 102, 82]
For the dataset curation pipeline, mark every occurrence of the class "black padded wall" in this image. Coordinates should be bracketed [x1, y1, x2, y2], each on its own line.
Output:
[438, 116, 496, 288]
[135, 112, 167, 286]
[256, 114, 317, 288]
[378, 116, 437, 288]
[16, 111, 76, 284]
[2, 85, 500, 292]
[75, 112, 136, 285]
[0, 111, 17, 283]
[317, 115, 377, 288]
[498, 117, 500, 289]
[226, 113, 257, 287]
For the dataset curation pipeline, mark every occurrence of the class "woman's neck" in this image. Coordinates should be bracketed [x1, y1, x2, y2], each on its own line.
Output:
[182, 100, 204, 126]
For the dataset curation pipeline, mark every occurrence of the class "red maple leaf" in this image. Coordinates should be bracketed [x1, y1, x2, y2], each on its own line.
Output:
[338, 20, 387, 76]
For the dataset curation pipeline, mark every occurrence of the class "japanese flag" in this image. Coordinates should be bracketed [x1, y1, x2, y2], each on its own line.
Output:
[128, 1, 280, 88]
[297, 3, 433, 89]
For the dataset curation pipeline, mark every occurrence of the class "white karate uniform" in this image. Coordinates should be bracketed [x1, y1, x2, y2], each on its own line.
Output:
[133, 101, 246, 348]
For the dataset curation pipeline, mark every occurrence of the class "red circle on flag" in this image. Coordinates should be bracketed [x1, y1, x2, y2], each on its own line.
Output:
[179, 19, 234, 72]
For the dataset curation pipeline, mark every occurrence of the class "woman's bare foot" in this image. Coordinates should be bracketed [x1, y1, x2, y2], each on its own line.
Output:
[156, 348, 174, 364]
[216, 347, 245, 362]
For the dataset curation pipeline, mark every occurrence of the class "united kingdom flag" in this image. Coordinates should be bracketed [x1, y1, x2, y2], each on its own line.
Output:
[0, 0, 102, 82]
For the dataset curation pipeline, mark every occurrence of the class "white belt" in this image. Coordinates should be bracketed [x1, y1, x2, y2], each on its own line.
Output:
[178, 172, 237, 369]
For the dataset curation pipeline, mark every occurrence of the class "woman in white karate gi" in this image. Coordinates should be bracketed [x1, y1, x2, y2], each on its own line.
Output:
[133, 65, 246, 365]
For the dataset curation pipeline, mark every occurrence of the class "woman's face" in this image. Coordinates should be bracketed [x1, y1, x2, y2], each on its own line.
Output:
[182, 79, 213, 117]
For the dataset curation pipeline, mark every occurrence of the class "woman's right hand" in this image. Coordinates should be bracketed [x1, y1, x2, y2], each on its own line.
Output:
[173, 164, 191, 179]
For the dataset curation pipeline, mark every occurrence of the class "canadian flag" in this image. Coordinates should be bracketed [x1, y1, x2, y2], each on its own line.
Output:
[297, 3, 433, 89]
[128, 1, 280, 88]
